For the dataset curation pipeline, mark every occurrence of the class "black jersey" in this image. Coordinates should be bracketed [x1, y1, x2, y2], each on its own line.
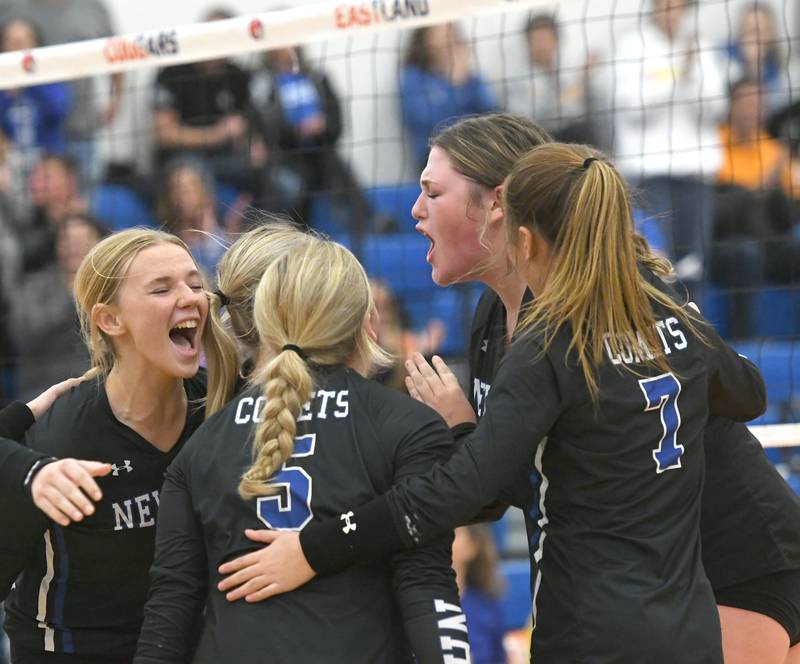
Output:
[3, 373, 206, 659]
[702, 416, 800, 590]
[472, 289, 800, 593]
[0, 402, 44, 496]
[0, 402, 47, 602]
[302, 280, 766, 663]
[135, 366, 466, 664]
[464, 288, 538, 532]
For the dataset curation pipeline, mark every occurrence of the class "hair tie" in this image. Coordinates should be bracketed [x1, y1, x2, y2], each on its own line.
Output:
[582, 157, 598, 169]
[214, 289, 230, 307]
[282, 344, 307, 360]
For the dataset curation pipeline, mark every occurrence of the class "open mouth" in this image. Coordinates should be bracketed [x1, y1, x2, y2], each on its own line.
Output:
[417, 226, 435, 263]
[168, 320, 199, 354]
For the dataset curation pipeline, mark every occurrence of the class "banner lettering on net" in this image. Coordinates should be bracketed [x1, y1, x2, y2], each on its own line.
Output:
[0, 0, 548, 89]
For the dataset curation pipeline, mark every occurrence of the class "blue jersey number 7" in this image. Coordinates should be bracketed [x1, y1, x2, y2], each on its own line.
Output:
[256, 433, 316, 531]
[639, 373, 684, 473]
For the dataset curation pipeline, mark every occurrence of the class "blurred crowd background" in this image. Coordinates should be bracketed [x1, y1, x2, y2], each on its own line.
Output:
[0, 1, 798, 660]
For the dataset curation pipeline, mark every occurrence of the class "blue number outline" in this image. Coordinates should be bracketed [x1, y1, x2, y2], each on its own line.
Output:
[256, 433, 316, 531]
[638, 373, 684, 473]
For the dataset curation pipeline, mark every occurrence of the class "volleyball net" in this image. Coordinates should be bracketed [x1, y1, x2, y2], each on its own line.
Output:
[0, 0, 798, 455]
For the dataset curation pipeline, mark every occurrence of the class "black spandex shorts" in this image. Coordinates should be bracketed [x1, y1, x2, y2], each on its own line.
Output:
[715, 568, 800, 646]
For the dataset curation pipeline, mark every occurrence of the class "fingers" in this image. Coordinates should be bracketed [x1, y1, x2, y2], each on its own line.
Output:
[218, 564, 260, 594]
[35, 496, 74, 527]
[218, 549, 261, 577]
[243, 528, 278, 543]
[79, 460, 113, 480]
[404, 353, 441, 404]
[31, 459, 109, 525]
[404, 376, 423, 402]
[225, 575, 269, 602]
[68, 461, 110, 500]
[245, 583, 283, 603]
[431, 355, 459, 386]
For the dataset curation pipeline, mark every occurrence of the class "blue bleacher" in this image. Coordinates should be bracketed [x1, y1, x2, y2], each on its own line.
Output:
[499, 559, 532, 631]
[706, 286, 800, 340]
[89, 184, 156, 230]
[310, 184, 421, 236]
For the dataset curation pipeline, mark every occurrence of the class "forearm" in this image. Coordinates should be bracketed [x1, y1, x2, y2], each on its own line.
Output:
[0, 401, 34, 440]
[155, 114, 221, 150]
[135, 471, 207, 663]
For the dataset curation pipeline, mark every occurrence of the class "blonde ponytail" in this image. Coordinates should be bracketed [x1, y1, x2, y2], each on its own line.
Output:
[238, 240, 391, 498]
[503, 144, 704, 399]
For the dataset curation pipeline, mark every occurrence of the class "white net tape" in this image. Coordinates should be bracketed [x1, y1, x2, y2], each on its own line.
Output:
[0, 0, 551, 89]
[751, 423, 800, 448]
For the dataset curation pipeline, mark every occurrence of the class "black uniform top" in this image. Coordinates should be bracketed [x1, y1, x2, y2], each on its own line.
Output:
[135, 367, 467, 664]
[3, 373, 206, 658]
[301, 279, 767, 664]
[0, 402, 48, 603]
[153, 61, 254, 165]
[474, 290, 800, 592]
[702, 416, 800, 589]
[0, 402, 42, 488]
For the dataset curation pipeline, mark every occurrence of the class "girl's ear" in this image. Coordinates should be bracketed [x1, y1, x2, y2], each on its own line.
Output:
[93, 302, 125, 338]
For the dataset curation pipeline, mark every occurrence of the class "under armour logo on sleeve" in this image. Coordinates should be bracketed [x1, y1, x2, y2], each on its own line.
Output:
[111, 460, 133, 476]
[340, 511, 357, 534]
[480, 339, 489, 352]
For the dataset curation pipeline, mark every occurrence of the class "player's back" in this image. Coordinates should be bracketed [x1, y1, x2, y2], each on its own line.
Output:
[179, 366, 456, 663]
[518, 302, 721, 662]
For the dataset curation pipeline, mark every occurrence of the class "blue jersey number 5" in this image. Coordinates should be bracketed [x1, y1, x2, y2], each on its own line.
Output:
[256, 433, 315, 530]
[639, 373, 684, 473]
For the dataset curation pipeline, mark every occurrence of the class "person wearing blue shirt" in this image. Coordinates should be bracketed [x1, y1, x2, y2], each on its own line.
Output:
[400, 24, 497, 169]
[0, 19, 72, 156]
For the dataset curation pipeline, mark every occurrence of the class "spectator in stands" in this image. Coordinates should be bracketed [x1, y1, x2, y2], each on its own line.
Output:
[252, 45, 386, 233]
[400, 23, 497, 170]
[722, 3, 789, 117]
[719, 79, 799, 200]
[370, 278, 445, 392]
[451, 525, 507, 664]
[506, 14, 600, 147]
[0, 185, 19, 407]
[8, 212, 108, 400]
[0, 19, 72, 168]
[611, 0, 726, 307]
[711, 78, 800, 338]
[157, 161, 227, 280]
[154, 8, 299, 216]
[0, 0, 124, 189]
[17, 153, 87, 274]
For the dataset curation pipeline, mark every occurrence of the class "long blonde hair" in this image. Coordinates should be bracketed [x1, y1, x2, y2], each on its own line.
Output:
[239, 239, 391, 499]
[72, 228, 238, 413]
[205, 219, 317, 415]
[503, 143, 703, 398]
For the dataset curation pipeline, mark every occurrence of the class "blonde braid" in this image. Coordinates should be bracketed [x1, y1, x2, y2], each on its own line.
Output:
[238, 351, 312, 499]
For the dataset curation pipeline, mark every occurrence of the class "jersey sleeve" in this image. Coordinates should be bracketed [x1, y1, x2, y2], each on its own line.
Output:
[386, 410, 470, 664]
[0, 401, 36, 440]
[300, 335, 562, 573]
[134, 448, 207, 664]
[705, 323, 767, 421]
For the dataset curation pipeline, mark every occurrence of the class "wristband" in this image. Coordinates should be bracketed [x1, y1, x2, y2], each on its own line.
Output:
[23, 457, 58, 496]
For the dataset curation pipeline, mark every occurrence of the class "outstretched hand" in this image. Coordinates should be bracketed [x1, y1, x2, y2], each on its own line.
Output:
[404, 353, 477, 428]
[217, 529, 315, 602]
[32, 458, 112, 526]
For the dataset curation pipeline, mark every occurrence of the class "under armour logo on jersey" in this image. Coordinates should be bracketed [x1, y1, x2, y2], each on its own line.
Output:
[111, 460, 133, 476]
[480, 339, 489, 352]
[340, 511, 357, 534]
